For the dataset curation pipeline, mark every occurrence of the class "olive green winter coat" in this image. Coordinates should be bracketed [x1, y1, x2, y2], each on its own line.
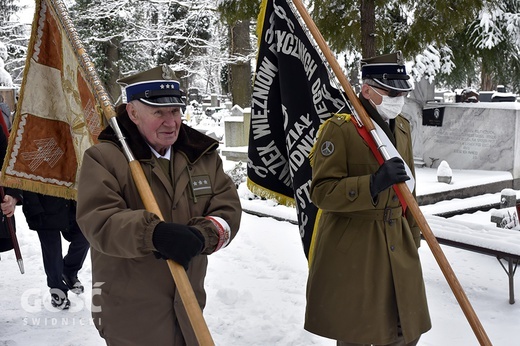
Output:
[305, 100, 431, 345]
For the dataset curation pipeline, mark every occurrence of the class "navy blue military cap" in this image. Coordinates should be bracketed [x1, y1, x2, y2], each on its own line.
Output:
[117, 64, 185, 107]
[361, 51, 413, 92]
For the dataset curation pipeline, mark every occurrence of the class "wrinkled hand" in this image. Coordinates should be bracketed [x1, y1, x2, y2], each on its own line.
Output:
[370, 157, 410, 199]
[152, 222, 205, 269]
[1, 195, 17, 218]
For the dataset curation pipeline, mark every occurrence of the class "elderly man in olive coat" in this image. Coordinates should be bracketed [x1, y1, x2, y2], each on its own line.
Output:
[305, 52, 431, 346]
[77, 65, 241, 345]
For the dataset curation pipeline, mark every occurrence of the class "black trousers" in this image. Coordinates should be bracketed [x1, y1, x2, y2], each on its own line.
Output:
[36, 222, 89, 293]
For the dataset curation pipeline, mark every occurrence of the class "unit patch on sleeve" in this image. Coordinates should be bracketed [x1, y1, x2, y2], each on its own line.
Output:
[320, 141, 335, 157]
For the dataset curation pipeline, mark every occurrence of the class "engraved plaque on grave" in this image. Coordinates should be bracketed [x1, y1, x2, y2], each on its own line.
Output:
[422, 106, 445, 126]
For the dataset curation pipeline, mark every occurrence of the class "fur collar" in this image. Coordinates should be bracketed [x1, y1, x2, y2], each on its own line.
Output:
[98, 104, 219, 164]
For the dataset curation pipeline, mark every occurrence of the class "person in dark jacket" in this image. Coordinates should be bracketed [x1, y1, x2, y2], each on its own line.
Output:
[0, 94, 11, 132]
[0, 116, 22, 253]
[22, 192, 90, 310]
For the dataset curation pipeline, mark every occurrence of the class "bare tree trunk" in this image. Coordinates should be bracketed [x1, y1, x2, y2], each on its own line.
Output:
[360, 0, 376, 58]
[229, 20, 252, 108]
[480, 61, 494, 91]
[105, 37, 121, 102]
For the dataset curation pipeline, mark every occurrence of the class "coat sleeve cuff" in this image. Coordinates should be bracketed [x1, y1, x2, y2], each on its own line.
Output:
[205, 216, 231, 252]
[144, 219, 162, 252]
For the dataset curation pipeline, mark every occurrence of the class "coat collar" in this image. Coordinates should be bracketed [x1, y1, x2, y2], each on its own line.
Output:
[98, 104, 219, 164]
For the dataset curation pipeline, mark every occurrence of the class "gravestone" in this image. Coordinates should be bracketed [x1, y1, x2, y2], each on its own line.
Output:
[419, 102, 520, 188]
[500, 189, 517, 208]
[221, 105, 250, 162]
[211, 94, 219, 107]
[224, 105, 246, 147]
[491, 189, 519, 228]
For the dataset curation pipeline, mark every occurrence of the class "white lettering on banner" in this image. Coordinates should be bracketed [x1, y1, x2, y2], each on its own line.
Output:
[296, 179, 311, 210]
[271, 1, 320, 81]
[253, 57, 278, 94]
[295, 180, 312, 238]
[277, 30, 294, 56]
[279, 162, 292, 187]
[312, 78, 347, 121]
[311, 78, 330, 119]
[299, 39, 317, 80]
[274, 30, 317, 80]
[285, 113, 315, 174]
[289, 139, 313, 174]
[252, 57, 278, 140]
[299, 211, 308, 238]
[252, 117, 271, 140]
[247, 158, 269, 179]
[286, 113, 312, 148]
[257, 140, 291, 187]
[252, 57, 278, 112]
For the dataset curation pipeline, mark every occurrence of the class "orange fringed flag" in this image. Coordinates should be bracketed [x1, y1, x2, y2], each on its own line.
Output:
[0, 0, 105, 200]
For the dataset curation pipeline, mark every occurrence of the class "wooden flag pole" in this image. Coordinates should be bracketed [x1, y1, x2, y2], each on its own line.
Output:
[49, 0, 214, 344]
[290, 0, 492, 345]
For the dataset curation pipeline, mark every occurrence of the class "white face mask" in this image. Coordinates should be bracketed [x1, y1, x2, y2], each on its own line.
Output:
[369, 86, 405, 121]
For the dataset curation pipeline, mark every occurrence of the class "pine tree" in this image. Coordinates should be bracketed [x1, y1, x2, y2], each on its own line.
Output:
[310, 0, 520, 92]
[217, 0, 258, 108]
[70, 0, 161, 101]
[463, 0, 519, 91]
[311, 0, 484, 56]
[156, 1, 214, 92]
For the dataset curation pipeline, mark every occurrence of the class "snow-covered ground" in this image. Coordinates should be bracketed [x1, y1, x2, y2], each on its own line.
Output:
[0, 166, 519, 345]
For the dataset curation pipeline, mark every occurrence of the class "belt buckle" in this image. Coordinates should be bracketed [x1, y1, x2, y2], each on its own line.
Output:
[384, 208, 392, 222]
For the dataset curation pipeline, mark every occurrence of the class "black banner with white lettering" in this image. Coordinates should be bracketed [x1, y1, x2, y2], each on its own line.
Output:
[247, 0, 348, 258]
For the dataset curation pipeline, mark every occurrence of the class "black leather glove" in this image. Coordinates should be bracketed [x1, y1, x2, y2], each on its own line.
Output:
[152, 222, 205, 269]
[369, 157, 410, 199]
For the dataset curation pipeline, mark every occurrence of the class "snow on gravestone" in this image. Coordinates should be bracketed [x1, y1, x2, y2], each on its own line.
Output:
[436, 160, 452, 184]
[491, 189, 520, 230]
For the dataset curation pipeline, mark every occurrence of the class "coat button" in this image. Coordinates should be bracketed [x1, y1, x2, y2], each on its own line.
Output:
[390, 245, 395, 251]
[392, 195, 398, 201]
[388, 220, 394, 226]
[348, 190, 356, 197]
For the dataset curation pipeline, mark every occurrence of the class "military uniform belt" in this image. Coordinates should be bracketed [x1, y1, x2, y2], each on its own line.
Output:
[343, 206, 403, 221]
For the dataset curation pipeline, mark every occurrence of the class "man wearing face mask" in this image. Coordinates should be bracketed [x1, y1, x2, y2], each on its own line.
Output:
[305, 51, 431, 346]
